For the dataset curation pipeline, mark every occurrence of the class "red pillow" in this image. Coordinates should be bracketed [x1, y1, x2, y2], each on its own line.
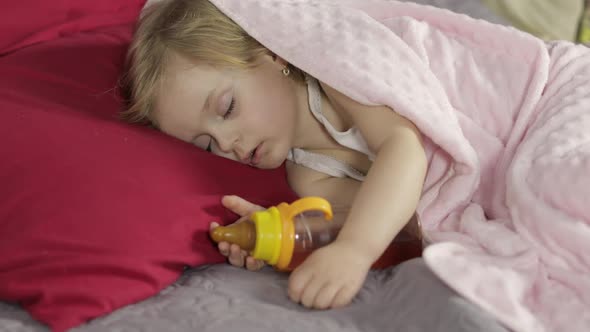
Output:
[0, 14, 296, 332]
[0, 0, 147, 55]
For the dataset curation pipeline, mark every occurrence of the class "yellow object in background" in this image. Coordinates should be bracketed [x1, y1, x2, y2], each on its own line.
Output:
[482, 0, 584, 41]
[579, 1, 590, 44]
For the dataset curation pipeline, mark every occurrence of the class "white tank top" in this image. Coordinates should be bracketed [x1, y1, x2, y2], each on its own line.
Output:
[287, 77, 372, 181]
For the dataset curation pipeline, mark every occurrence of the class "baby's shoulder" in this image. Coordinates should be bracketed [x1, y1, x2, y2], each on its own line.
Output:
[318, 80, 391, 121]
[285, 160, 330, 196]
[285, 160, 360, 206]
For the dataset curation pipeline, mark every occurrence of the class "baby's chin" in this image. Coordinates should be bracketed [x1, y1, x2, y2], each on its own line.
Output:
[255, 150, 288, 170]
[255, 158, 284, 170]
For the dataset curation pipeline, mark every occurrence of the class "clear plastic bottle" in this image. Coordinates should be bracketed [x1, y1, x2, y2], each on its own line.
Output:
[287, 209, 343, 270]
[210, 197, 421, 271]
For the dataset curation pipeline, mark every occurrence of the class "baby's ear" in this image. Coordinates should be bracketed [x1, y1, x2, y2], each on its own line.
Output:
[269, 53, 288, 67]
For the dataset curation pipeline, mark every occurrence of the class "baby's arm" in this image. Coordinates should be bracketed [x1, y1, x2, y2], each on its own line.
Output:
[321, 84, 427, 260]
[287, 84, 427, 309]
[337, 121, 426, 261]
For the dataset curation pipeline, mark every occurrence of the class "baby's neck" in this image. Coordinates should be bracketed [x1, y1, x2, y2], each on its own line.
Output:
[291, 79, 345, 151]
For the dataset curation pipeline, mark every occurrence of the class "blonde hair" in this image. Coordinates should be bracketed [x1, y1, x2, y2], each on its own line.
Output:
[120, 0, 303, 125]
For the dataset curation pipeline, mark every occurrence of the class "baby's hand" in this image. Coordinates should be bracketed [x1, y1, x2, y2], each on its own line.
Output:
[288, 241, 372, 309]
[210, 195, 266, 271]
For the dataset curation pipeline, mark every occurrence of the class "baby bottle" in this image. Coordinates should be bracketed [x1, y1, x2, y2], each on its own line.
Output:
[210, 197, 422, 271]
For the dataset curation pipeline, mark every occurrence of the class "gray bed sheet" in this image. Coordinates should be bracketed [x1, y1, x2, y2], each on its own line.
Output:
[0, 1, 512, 331]
[1, 259, 509, 332]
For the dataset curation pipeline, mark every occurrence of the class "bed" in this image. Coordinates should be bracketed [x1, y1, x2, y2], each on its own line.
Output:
[0, 261, 509, 332]
[0, 1, 586, 331]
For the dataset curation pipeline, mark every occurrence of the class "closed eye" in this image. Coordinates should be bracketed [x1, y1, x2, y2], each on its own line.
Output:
[224, 97, 235, 119]
[206, 97, 235, 152]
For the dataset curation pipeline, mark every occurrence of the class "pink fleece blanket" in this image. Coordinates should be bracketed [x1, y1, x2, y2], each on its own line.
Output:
[155, 0, 590, 330]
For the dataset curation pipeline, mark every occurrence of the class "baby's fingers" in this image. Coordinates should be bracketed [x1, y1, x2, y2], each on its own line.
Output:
[246, 256, 266, 271]
[217, 242, 230, 257]
[222, 195, 264, 217]
[212, 221, 264, 270]
[227, 244, 246, 267]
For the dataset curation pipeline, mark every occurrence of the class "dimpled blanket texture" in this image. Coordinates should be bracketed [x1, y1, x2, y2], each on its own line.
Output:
[204, 0, 590, 331]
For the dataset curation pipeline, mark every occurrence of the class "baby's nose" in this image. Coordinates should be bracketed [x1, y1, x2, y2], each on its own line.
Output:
[216, 139, 232, 153]
[215, 135, 242, 161]
[216, 134, 237, 153]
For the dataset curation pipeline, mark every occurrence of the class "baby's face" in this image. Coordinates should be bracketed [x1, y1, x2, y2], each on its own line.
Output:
[153, 52, 303, 169]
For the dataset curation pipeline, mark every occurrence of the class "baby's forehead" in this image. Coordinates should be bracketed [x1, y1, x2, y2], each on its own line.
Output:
[153, 62, 216, 122]
[162, 53, 200, 80]
[164, 51, 221, 76]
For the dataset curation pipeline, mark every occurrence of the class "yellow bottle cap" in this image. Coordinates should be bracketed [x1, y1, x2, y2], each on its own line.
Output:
[250, 207, 282, 265]
[275, 203, 295, 271]
[248, 197, 333, 269]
